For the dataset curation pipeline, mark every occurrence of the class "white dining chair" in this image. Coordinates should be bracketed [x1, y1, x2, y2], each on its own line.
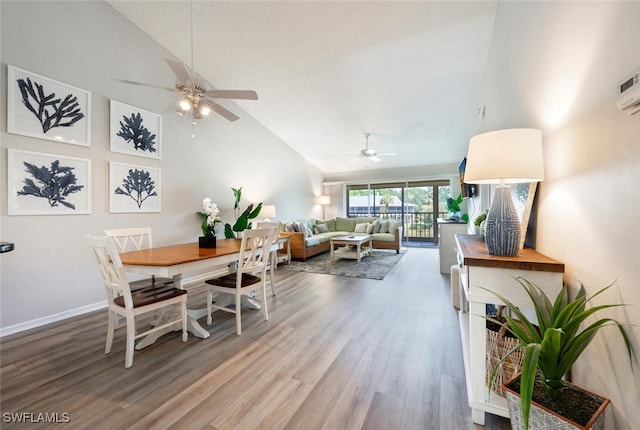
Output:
[104, 227, 173, 289]
[205, 227, 278, 335]
[85, 234, 188, 368]
[256, 221, 282, 296]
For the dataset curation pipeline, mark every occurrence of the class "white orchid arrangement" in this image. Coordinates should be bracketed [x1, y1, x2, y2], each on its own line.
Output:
[198, 198, 222, 237]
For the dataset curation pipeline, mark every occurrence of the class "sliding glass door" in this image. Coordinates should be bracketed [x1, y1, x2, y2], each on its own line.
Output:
[347, 180, 450, 243]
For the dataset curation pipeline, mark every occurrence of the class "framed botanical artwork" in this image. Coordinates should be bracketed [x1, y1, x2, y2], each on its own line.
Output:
[7, 65, 91, 147]
[110, 100, 161, 159]
[7, 149, 91, 215]
[109, 162, 161, 213]
[512, 182, 538, 249]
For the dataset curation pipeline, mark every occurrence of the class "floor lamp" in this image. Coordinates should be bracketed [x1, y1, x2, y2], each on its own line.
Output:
[464, 128, 544, 256]
[318, 195, 331, 219]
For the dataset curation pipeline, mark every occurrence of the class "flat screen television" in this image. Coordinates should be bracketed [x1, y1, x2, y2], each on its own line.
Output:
[459, 157, 476, 199]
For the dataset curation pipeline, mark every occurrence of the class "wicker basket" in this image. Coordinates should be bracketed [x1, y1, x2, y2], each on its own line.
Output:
[485, 306, 525, 396]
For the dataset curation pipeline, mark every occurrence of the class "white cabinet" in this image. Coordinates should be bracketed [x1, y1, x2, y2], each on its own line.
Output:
[455, 234, 564, 425]
[438, 219, 468, 274]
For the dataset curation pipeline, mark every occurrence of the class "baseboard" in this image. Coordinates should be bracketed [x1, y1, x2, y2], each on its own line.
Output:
[0, 301, 107, 338]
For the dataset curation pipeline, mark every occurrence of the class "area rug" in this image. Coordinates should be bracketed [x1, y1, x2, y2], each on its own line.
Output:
[279, 249, 406, 280]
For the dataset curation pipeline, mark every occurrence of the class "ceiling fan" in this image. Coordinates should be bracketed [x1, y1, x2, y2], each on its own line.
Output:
[119, 1, 257, 123]
[351, 133, 397, 162]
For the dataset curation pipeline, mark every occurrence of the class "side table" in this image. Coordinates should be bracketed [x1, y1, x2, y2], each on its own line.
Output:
[455, 234, 564, 425]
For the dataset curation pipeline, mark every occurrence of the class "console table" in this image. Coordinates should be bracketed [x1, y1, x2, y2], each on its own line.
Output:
[455, 234, 564, 425]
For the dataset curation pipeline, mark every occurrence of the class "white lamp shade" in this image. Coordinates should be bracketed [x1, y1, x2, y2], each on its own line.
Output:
[260, 205, 276, 219]
[464, 128, 544, 184]
[317, 195, 331, 205]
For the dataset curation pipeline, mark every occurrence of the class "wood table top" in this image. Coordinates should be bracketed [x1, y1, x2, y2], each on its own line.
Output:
[119, 238, 243, 267]
[455, 234, 564, 273]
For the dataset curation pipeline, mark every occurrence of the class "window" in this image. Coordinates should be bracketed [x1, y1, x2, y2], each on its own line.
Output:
[347, 180, 450, 242]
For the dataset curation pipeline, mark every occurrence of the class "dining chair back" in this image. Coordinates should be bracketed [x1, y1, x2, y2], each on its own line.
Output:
[85, 234, 188, 368]
[104, 227, 172, 288]
[205, 227, 278, 335]
[256, 221, 282, 296]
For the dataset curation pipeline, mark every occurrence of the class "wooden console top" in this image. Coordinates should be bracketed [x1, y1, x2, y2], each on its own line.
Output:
[455, 234, 564, 273]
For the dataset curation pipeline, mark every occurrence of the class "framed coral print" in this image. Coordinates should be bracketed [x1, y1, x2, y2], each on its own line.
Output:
[7, 149, 91, 215]
[512, 182, 537, 249]
[110, 100, 161, 159]
[7, 65, 91, 147]
[109, 162, 161, 213]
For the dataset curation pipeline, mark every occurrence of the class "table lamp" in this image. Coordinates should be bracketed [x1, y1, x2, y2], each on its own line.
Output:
[464, 128, 544, 256]
[260, 205, 276, 222]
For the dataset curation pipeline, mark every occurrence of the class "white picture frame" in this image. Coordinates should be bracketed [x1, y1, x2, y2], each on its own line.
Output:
[7, 149, 91, 215]
[110, 99, 161, 159]
[7, 65, 91, 147]
[109, 162, 161, 213]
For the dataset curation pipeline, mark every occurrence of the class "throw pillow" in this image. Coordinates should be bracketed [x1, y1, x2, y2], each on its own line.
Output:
[314, 224, 329, 234]
[297, 221, 308, 236]
[366, 223, 375, 234]
[286, 223, 297, 232]
[371, 220, 381, 233]
[354, 223, 369, 233]
[304, 224, 314, 237]
[378, 219, 389, 233]
[388, 219, 399, 233]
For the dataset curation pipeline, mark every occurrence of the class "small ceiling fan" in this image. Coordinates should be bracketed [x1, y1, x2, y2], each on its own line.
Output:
[118, 1, 257, 123]
[350, 133, 397, 162]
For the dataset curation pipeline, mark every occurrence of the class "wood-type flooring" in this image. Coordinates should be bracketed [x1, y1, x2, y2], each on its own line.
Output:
[0, 247, 511, 429]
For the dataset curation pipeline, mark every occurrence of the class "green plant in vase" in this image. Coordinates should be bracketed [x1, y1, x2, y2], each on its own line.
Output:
[474, 212, 487, 227]
[484, 278, 634, 430]
[224, 186, 263, 238]
[446, 193, 469, 222]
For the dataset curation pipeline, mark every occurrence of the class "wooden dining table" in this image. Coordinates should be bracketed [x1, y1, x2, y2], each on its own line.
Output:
[119, 238, 270, 348]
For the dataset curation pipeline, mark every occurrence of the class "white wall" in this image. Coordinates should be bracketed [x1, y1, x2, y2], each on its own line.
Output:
[476, 2, 640, 428]
[0, 1, 322, 332]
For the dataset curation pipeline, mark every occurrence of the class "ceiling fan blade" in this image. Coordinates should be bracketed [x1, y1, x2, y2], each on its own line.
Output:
[208, 100, 240, 121]
[165, 58, 193, 85]
[370, 156, 381, 162]
[378, 152, 398, 157]
[117, 78, 176, 93]
[206, 89, 258, 100]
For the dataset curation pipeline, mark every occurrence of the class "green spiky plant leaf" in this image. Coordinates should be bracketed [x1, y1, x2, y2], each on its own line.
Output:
[483, 278, 634, 430]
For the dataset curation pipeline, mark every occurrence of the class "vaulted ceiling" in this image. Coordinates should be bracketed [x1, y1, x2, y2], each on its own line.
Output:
[108, 1, 499, 174]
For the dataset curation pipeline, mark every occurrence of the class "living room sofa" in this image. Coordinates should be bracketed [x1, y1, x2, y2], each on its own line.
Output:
[279, 217, 403, 261]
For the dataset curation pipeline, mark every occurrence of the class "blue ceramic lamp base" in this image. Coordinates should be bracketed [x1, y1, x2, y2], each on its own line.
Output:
[484, 186, 521, 256]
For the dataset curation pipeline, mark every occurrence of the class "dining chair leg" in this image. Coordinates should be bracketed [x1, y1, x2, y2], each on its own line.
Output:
[269, 251, 277, 296]
[235, 289, 242, 336]
[105, 310, 115, 354]
[181, 299, 188, 342]
[261, 281, 269, 321]
[206, 291, 213, 325]
[125, 317, 135, 368]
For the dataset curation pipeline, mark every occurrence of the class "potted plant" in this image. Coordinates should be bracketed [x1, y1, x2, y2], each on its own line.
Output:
[446, 193, 469, 222]
[484, 277, 634, 430]
[198, 197, 222, 248]
[473, 212, 487, 235]
[223, 187, 263, 238]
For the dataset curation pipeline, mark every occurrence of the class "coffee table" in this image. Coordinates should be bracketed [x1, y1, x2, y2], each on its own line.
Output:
[330, 234, 372, 263]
